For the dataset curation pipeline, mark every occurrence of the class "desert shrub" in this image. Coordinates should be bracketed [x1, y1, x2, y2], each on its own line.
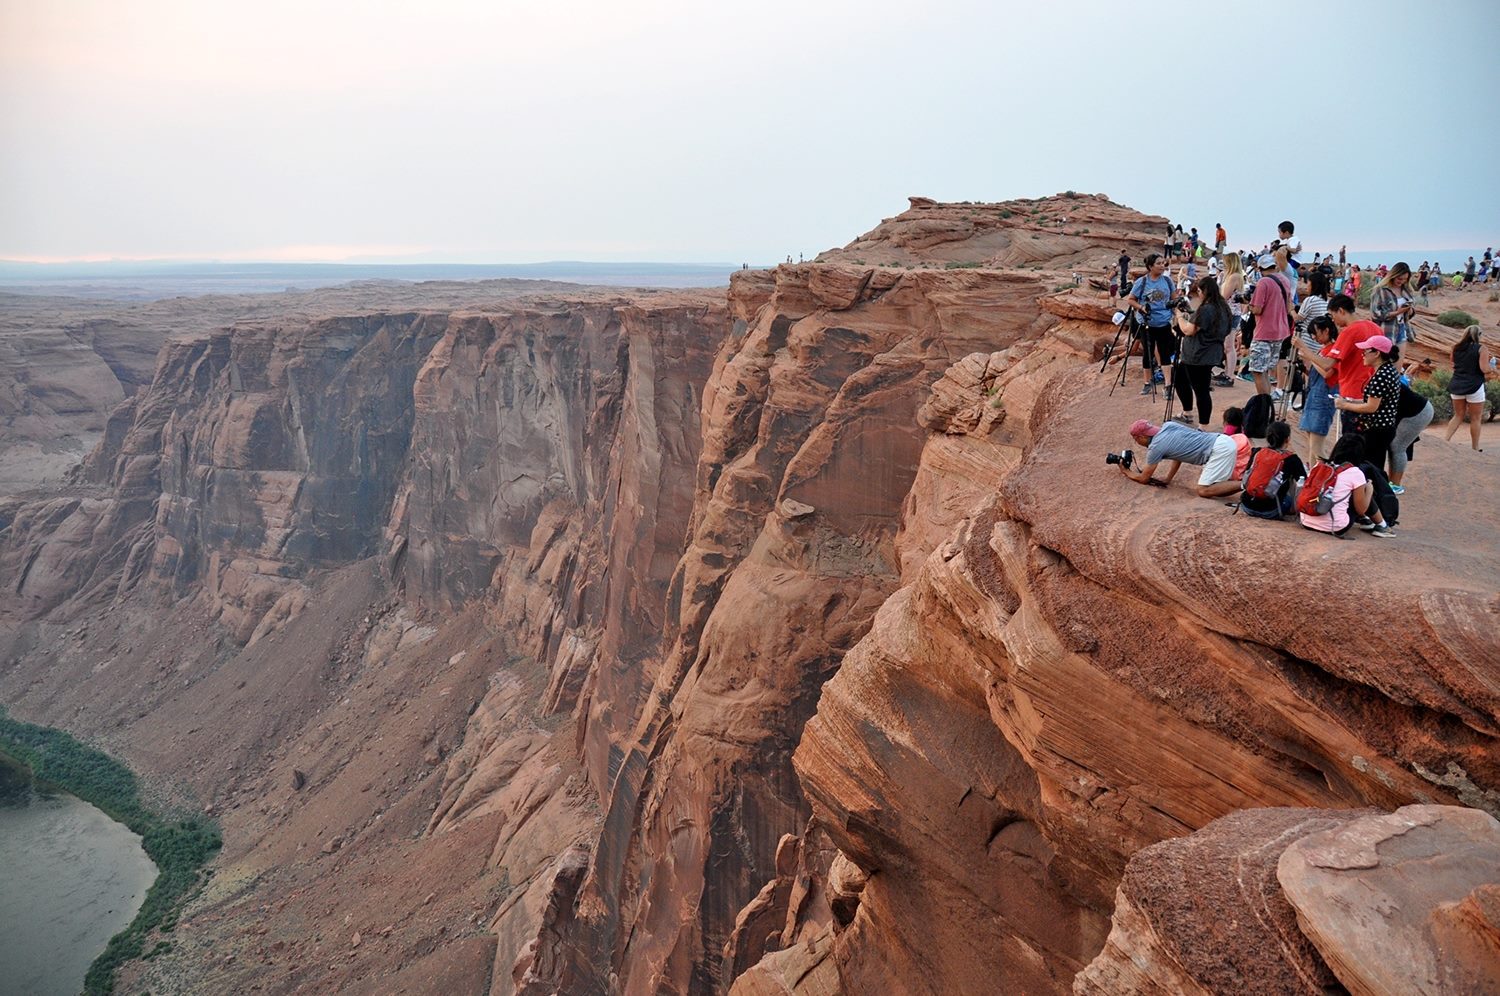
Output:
[1063, 190, 1079, 198]
[1411, 369, 1454, 419]
[999, 209, 1013, 218]
[1437, 309, 1477, 328]
[1356, 281, 1375, 308]
[944, 261, 982, 269]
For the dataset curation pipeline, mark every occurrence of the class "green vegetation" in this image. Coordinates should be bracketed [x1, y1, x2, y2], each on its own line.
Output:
[1437, 308, 1477, 328]
[1356, 280, 1375, 308]
[999, 209, 1013, 218]
[944, 261, 983, 269]
[1063, 190, 1079, 198]
[0, 707, 221, 995]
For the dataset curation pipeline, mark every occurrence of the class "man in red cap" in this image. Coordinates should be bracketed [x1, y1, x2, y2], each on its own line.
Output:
[1119, 418, 1244, 498]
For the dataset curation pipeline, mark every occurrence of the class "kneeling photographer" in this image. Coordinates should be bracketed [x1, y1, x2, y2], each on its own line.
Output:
[1116, 418, 1243, 499]
[1172, 276, 1231, 428]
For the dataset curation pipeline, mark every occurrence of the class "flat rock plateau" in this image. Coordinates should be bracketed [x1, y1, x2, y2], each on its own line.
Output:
[1, 194, 1496, 995]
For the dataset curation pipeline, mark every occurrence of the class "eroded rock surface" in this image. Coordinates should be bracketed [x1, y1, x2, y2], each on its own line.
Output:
[1278, 805, 1500, 996]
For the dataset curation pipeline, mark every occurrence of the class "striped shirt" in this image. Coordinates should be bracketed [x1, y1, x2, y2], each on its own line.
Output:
[1295, 294, 1328, 350]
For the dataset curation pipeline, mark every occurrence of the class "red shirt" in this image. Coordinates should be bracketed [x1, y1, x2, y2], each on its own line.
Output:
[1328, 320, 1380, 398]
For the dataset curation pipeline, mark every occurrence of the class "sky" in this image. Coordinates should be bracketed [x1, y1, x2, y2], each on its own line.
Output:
[2, 0, 1497, 265]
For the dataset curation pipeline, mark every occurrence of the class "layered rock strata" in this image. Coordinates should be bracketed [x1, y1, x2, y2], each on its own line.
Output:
[3, 195, 1496, 995]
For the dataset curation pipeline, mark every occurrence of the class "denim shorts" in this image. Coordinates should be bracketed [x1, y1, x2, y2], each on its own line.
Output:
[1300, 368, 1334, 435]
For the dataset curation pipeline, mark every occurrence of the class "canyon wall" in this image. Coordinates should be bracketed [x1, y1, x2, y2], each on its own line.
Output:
[2, 196, 1496, 995]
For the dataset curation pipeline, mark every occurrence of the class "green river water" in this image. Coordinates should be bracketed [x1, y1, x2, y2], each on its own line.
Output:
[0, 752, 157, 996]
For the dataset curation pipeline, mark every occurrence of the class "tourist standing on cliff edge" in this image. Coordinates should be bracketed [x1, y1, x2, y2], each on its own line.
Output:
[1123, 254, 1177, 395]
[1172, 276, 1230, 429]
[1246, 254, 1293, 397]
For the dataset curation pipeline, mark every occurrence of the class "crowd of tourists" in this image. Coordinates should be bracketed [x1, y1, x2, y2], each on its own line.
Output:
[1109, 220, 1495, 539]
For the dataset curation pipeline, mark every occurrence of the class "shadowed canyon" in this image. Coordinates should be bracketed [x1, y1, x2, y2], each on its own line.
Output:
[2, 195, 1497, 994]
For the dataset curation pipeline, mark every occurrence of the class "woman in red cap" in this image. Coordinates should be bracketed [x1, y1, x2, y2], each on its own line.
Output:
[1333, 333, 1402, 472]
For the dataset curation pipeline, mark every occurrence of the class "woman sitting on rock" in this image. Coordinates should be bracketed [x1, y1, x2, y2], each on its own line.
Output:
[1299, 434, 1394, 538]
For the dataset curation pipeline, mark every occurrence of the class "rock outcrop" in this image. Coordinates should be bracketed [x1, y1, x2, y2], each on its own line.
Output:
[2, 196, 1497, 996]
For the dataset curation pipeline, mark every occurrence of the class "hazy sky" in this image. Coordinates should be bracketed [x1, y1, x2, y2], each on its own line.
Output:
[2, 1, 1496, 264]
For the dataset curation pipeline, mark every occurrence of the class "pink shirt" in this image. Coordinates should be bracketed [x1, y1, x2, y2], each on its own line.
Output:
[1299, 466, 1366, 533]
[1251, 274, 1292, 342]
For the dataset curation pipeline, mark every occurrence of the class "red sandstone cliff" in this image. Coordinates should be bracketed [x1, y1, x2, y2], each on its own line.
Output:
[1, 196, 1496, 995]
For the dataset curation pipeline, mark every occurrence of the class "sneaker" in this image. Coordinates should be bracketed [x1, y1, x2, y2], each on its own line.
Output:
[1271, 388, 1284, 401]
[1355, 516, 1375, 530]
[1389, 484, 1406, 495]
[1139, 384, 1154, 396]
[1291, 401, 1304, 411]
[1213, 375, 1234, 387]
[1371, 523, 1396, 538]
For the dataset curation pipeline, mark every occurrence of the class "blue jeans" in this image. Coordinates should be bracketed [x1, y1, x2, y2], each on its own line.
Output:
[1300, 368, 1334, 436]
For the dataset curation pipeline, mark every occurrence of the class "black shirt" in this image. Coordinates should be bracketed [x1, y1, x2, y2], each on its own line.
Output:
[1179, 299, 1229, 367]
[1358, 363, 1402, 430]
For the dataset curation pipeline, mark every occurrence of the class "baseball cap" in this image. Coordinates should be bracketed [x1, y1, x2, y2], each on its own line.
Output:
[1355, 334, 1394, 353]
[1129, 419, 1159, 438]
[1257, 254, 1277, 269]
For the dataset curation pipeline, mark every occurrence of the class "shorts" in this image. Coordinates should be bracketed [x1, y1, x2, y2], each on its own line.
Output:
[1143, 324, 1175, 369]
[1452, 385, 1487, 404]
[1247, 339, 1282, 373]
[1199, 434, 1238, 486]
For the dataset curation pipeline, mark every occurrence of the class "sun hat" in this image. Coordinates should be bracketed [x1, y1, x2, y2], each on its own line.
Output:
[1129, 418, 1159, 438]
[1354, 333, 1394, 353]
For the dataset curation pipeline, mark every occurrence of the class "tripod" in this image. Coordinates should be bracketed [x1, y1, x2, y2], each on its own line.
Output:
[1160, 334, 1182, 424]
[1104, 309, 1159, 400]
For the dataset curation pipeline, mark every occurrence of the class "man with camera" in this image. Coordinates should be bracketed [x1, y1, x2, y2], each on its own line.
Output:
[1115, 418, 1243, 499]
[1121, 253, 1178, 395]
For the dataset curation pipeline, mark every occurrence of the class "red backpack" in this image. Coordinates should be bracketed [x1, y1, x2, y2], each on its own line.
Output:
[1243, 448, 1289, 500]
[1296, 461, 1352, 517]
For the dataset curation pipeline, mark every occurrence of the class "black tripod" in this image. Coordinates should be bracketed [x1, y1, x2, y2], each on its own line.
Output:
[1104, 309, 1160, 400]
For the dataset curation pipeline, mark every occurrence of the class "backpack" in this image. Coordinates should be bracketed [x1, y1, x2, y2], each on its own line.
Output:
[1297, 461, 1352, 517]
[1242, 393, 1273, 439]
[1361, 461, 1400, 527]
[1243, 447, 1289, 501]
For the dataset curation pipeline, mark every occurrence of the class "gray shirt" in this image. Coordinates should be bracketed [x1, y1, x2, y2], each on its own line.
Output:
[1146, 422, 1219, 465]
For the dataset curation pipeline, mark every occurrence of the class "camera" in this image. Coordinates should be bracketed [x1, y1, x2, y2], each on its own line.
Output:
[1105, 449, 1135, 468]
[1174, 299, 1192, 313]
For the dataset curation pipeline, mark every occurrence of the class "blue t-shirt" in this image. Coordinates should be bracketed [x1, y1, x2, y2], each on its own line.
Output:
[1131, 274, 1174, 327]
